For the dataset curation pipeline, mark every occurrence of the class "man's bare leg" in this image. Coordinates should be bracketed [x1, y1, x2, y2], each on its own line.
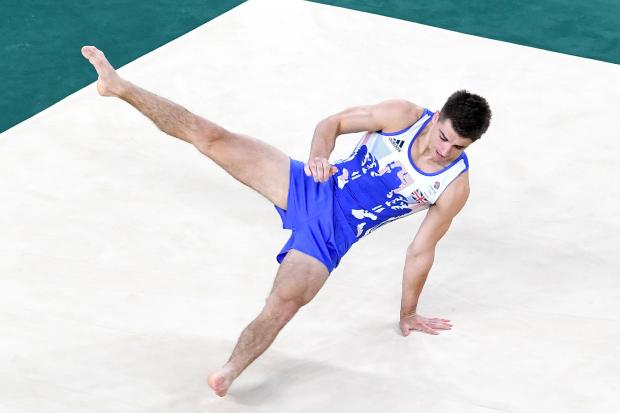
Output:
[207, 250, 329, 397]
[80, 45, 291, 209]
[81, 46, 329, 396]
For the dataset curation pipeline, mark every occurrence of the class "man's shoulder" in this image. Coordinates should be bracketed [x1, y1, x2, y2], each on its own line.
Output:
[373, 99, 426, 133]
[434, 172, 470, 217]
[382, 99, 425, 115]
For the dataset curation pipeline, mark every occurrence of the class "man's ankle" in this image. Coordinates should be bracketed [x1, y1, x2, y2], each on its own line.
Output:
[115, 79, 132, 98]
[222, 362, 241, 379]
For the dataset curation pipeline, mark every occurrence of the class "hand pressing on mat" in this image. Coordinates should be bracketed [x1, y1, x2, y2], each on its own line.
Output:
[400, 313, 452, 336]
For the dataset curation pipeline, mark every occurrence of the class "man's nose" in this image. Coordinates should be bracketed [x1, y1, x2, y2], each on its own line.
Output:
[439, 143, 450, 157]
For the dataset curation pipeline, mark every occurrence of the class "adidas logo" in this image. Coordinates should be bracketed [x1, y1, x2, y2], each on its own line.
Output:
[388, 137, 405, 152]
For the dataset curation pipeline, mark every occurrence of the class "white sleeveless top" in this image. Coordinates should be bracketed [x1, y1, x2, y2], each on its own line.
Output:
[333, 108, 469, 238]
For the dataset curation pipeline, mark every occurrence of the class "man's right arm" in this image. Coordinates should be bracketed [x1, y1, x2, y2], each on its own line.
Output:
[305, 99, 424, 182]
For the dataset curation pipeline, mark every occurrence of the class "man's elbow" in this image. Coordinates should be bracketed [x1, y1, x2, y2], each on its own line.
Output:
[317, 115, 341, 137]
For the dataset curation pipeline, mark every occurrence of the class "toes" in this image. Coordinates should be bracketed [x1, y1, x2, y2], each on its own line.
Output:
[208, 374, 224, 390]
[214, 376, 225, 388]
[81, 46, 105, 62]
[81, 45, 96, 58]
[208, 373, 230, 397]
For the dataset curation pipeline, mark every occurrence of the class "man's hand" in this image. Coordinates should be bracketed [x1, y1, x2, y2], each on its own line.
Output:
[304, 156, 338, 182]
[399, 313, 452, 336]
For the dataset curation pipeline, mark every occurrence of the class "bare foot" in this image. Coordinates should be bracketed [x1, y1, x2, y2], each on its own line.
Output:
[207, 366, 236, 397]
[80, 46, 127, 97]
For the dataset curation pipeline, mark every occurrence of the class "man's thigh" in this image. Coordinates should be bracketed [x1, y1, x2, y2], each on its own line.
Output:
[270, 249, 330, 306]
[196, 128, 291, 210]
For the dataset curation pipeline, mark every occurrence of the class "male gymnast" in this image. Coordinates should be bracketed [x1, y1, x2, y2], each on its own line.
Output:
[81, 46, 492, 397]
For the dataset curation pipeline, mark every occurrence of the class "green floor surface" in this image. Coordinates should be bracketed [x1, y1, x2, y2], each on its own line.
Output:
[1, 1, 246, 133]
[309, 0, 620, 65]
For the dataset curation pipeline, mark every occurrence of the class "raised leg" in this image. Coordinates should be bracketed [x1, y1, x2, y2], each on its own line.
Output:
[207, 250, 330, 397]
[81, 45, 291, 209]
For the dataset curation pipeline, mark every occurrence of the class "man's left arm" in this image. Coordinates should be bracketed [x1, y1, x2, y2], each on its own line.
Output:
[399, 173, 470, 336]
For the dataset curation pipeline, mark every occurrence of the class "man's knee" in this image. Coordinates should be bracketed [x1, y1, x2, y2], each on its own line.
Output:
[192, 119, 229, 156]
[264, 294, 303, 325]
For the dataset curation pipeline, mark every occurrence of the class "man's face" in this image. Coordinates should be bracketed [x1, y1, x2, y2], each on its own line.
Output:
[427, 112, 474, 163]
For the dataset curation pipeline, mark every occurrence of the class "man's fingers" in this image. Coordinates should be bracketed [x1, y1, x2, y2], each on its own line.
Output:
[321, 159, 331, 181]
[308, 157, 338, 182]
[312, 158, 324, 182]
[310, 162, 321, 182]
[316, 159, 326, 181]
[426, 321, 452, 330]
[416, 321, 443, 335]
[413, 322, 438, 335]
[400, 321, 411, 336]
[318, 158, 330, 181]
[315, 158, 323, 179]
[401, 322, 442, 336]
[423, 326, 439, 335]
[399, 315, 453, 337]
[306, 157, 338, 182]
[429, 321, 452, 327]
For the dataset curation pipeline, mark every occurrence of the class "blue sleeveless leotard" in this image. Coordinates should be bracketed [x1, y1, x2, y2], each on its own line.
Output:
[275, 108, 468, 272]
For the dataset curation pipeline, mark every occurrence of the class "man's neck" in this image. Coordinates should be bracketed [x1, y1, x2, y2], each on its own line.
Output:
[411, 129, 453, 172]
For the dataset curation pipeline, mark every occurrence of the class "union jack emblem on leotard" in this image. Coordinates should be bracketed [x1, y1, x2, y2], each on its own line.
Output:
[411, 189, 428, 204]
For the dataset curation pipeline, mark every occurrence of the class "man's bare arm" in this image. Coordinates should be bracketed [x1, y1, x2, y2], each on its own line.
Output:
[305, 99, 424, 181]
[399, 173, 470, 336]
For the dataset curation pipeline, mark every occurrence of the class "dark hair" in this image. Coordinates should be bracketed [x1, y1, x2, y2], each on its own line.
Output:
[439, 90, 492, 141]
